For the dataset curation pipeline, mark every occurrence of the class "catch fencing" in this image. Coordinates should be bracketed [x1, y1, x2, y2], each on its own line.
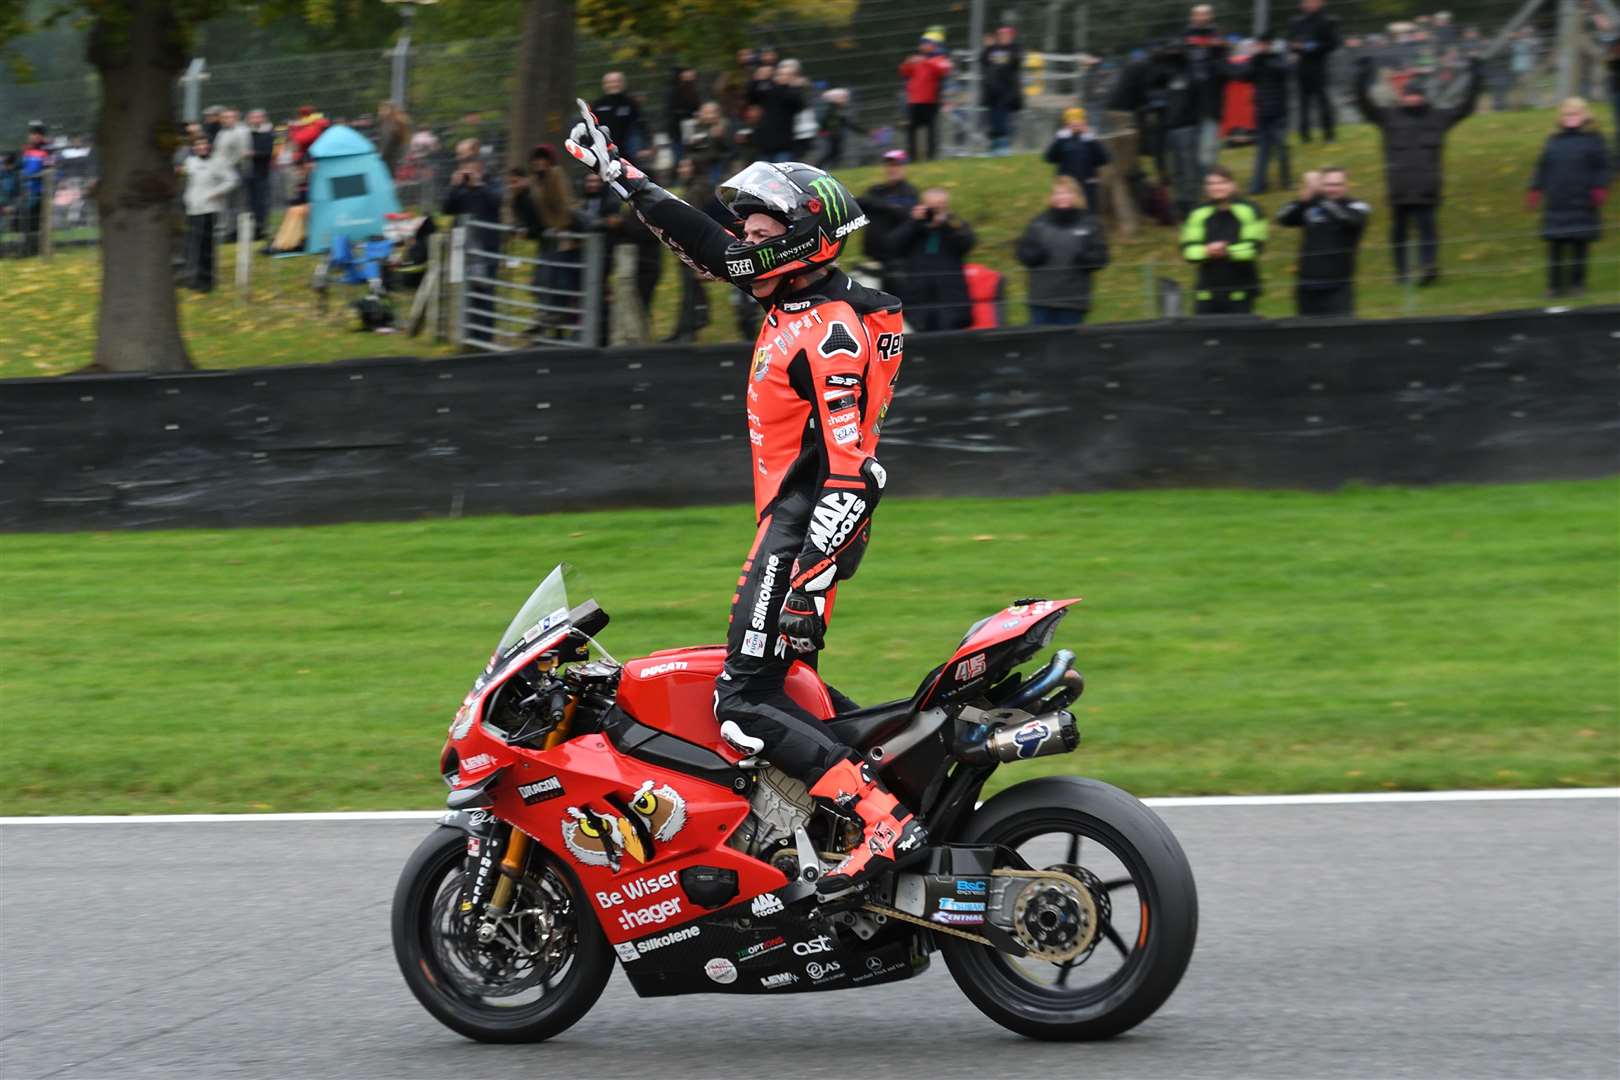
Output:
[1, 305, 1615, 532]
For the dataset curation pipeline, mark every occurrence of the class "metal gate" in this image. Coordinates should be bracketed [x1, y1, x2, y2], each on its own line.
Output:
[451, 219, 605, 350]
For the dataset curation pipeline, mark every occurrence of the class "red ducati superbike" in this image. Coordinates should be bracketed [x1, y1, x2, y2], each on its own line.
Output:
[392, 565, 1197, 1042]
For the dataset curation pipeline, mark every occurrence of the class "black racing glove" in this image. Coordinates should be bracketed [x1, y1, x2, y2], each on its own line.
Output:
[778, 589, 826, 655]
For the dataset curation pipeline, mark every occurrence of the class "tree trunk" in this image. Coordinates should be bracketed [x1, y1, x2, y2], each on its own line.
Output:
[509, 0, 577, 170]
[89, 0, 192, 373]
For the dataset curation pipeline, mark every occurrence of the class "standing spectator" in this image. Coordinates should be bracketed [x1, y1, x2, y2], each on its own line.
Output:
[1043, 107, 1111, 213]
[180, 135, 237, 292]
[860, 149, 921, 293]
[1288, 0, 1341, 141]
[286, 105, 331, 165]
[576, 171, 620, 343]
[1594, 12, 1619, 152]
[18, 121, 51, 257]
[202, 105, 223, 144]
[0, 152, 19, 253]
[510, 144, 581, 335]
[817, 88, 864, 167]
[665, 156, 712, 343]
[1277, 167, 1370, 316]
[1231, 32, 1292, 194]
[752, 58, 808, 163]
[1182, 4, 1229, 169]
[1015, 176, 1111, 326]
[1156, 42, 1205, 220]
[1527, 98, 1611, 299]
[714, 49, 756, 120]
[212, 109, 251, 240]
[245, 110, 275, 240]
[686, 102, 735, 186]
[1355, 56, 1481, 286]
[899, 32, 953, 161]
[889, 185, 977, 332]
[666, 67, 703, 161]
[377, 101, 412, 177]
[592, 72, 646, 159]
[1508, 28, 1539, 110]
[1181, 165, 1267, 314]
[980, 25, 1026, 155]
[442, 139, 504, 345]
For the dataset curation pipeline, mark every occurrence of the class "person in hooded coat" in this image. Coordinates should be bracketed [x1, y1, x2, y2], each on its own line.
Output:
[1016, 176, 1111, 326]
[1526, 97, 1611, 298]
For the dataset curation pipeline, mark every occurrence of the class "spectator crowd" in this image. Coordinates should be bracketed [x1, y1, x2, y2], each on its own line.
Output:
[3, 0, 1616, 335]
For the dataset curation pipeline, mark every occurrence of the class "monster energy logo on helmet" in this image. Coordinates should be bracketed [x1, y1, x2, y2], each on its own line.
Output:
[810, 176, 847, 226]
[758, 247, 776, 269]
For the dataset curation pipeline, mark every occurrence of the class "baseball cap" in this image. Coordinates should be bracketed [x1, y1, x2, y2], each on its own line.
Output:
[882, 149, 909, 164]
[1063, 107, 1087, 126]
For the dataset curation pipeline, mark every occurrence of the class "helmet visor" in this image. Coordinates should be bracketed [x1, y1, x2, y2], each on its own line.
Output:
[716, 162, 808, 219]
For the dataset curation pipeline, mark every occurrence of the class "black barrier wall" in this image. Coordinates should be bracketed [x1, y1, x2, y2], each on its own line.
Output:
[2, 307, 1617, 530]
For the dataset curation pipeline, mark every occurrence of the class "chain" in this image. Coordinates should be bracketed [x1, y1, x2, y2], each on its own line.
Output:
[860, 868, 1099, 956]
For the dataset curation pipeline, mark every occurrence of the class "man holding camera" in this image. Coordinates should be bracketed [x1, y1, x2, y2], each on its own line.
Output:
[887, 186, 978, 331]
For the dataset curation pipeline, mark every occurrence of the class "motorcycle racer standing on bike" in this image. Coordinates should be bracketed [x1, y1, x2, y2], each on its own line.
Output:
[565, 103, 924, 894]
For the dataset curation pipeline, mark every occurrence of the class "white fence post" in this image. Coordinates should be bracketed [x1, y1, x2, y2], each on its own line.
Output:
[448, 224, 466, 347]
[235, 212, 254, 297]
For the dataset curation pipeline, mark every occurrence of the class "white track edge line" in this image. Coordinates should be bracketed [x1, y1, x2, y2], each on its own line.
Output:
[1, 788, 1615, 825]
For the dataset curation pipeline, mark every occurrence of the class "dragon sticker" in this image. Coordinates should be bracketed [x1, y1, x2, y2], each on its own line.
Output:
[562, 780, 688, 871]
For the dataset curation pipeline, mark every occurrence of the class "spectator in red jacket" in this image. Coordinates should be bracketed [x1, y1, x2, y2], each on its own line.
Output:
[899, 32, 953, 161]
[286, 105, 331, 165]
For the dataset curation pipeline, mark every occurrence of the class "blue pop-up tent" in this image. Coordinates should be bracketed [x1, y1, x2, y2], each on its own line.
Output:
[306, 124, 400, 254]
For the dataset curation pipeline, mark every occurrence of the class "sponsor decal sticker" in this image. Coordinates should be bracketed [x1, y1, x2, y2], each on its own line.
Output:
[805, 960, 843, 981]
[874, 331, 903, 360]
[705, 957, 739, 985]
[639, 661, 689, 678]
[752, 346, 774, 382]
[1013, 720, 1053, 759]
[561, 780, 688, 871]
[781, 299, 812, 312]
[517, 775, 565, 805]
[616, 896, 683, 932]
[826, 373, 862, 387]
[937, 898, 986, 912]
[832, 212, 869, 238]
[832, 423, 860, 446]
[750, 892, 785, 917]
[866, 956, 884, 972]
[930, 911, 986, 925]
[954, 654, 987, 681]
[809, 177, 847, 226]
[595, 869, 680, 910]
[634, 923, 701, 955]
[742, 629, 768, 658]
[956, 879, 987, 894]
[867, 821, 897, 855]
[760, 971, 799, 989]
[808, 492, 866, 554]
[727, 258, 756, 278]
[737, 935, 788, 963]
[792, 934, 833, 956]
[614, 942, 641, 963]
[460, 753, 495, 772]
[465, 836, 481, 858]
[749, 554, 780, 633]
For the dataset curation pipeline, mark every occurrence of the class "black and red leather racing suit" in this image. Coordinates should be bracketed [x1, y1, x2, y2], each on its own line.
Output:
[621, 181, 905, 783]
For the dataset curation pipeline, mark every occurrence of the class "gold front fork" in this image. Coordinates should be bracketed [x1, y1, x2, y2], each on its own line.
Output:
[487, 826, 530, 915]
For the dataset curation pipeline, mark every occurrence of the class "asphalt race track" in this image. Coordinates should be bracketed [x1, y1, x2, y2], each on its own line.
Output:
[2, 795, 1616, 1080]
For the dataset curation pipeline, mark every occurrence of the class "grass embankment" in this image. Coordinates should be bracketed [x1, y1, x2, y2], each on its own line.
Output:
[4, 109, 1615, 380]
[1, 480, 1614, 815]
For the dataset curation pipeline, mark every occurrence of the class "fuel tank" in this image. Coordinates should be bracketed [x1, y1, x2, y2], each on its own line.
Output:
[616, 646, 834, 760]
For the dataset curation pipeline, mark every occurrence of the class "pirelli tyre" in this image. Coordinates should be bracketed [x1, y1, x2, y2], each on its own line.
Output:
[392, 826, 613, 1043]
[940, 777, 1197, 1040]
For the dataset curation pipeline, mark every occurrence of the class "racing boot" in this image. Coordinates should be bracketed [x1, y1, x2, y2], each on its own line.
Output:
[809, 757, 928, 895]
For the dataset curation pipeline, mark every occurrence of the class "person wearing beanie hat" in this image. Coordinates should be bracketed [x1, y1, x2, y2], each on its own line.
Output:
[1044, 104, 1110, 214]
[900, 31, 953, 160]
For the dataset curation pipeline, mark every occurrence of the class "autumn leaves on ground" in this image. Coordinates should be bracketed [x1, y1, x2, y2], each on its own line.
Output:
[3, 109, 1613, 380]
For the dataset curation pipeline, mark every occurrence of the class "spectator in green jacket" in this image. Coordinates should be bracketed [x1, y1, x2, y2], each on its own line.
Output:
[1181, 165, 1268, 314]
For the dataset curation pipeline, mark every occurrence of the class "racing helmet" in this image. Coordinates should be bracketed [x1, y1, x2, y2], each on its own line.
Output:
[716, 161, 866, 286]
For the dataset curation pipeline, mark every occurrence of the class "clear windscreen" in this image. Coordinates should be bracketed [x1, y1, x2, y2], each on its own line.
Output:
[496, 563, 577, 656]
[716, 161, 807, 216]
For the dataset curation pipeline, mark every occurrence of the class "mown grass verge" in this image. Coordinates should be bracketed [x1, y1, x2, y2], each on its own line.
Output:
[1, 479, 1614, 815]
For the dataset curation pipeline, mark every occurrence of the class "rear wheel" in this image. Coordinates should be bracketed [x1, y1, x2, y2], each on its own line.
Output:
[940, 777, 1197, 1040]
[391, 825, 613, 1042]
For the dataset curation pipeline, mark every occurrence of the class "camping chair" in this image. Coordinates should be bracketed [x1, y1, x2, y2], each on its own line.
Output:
[314, 233, 397, 329]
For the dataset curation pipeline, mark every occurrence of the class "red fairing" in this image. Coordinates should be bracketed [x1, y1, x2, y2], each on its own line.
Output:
[483, 734, 789, 945]
[951, 599, 1081, 671]
[616, 646, 833, 760]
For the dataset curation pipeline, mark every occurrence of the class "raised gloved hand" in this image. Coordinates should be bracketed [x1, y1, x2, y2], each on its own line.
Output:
[777, 589, 826, 655]
[563, 97, 642, 196]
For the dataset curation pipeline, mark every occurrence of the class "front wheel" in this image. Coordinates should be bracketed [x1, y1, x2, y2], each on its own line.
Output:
[391, 825, 613, 1042]
[940, 776, 1197, 1040]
